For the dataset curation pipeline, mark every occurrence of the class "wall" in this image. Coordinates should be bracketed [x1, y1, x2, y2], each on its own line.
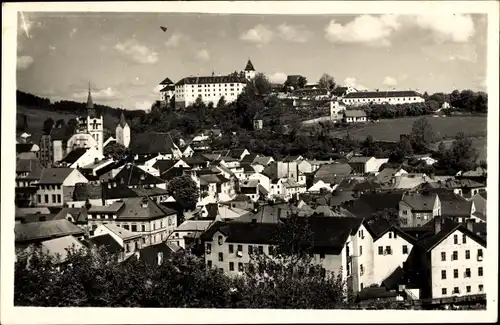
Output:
[36, 184, 64, 207]
[372, 231, 413, 284]
[63, 169, 90, 187]
[71, 147, 104, 169]
[343, 96, 425, 106]
[248, 173, 271, 192]
[67, 133, 98, 153]
[175, 81, 246, 107]
[430, 229, 486, 299]
[52, 140, 64, 164]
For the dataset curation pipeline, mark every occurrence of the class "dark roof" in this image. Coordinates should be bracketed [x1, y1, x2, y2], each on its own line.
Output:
[175, 75, 245, 86]
[38, 168, 75, 185]
[358, 287, 399, 301]
[50, 126, 75, 141]
[129, 132, 178, 155]
[72, 182, 103, 201]
[16, 143, 35, 153]
[160, 85, 175, 92]
[347, 192, 404, 219]
[59, 148, 88, 164]
[152, 160, 177, 174]
[332, 87, 349, 95]
[244, 59, 255, 71]
[15, 219, 84, 243]
[183, 155, 210, 166]
[352, 180, 382, 192]
[114, 164, 165, 187]
[364, 219, 417, 244]
[418, 217, 487, 252]
[118, 112, 128, 128]
[102, 182, 140, 200]
[241, 153, 259, 163]
[441, 200, 473, 218]
[344, 90, 423, 99]
[159, 77, 174, 85]
[202, 217, 362, 254]
[16, 158, 43, 179]
[86, 234, 122, 254]
[137, 242, 180, 266]
[344, 110, 367, 118]
[117, 197, 177, 220]
[401, 193, 437, 211]
[382, 266, 407, 291]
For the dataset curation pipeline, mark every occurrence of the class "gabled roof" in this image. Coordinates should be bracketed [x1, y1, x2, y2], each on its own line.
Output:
[16, 158, 44, 179]
[348, 156, 373, 163]
[129, 132, 178, 155]
[117, 197, 177, 221]
[313, 163, 352, 184]
[347, 192, 404, 219]
[401, 193, 437, 211]
[344, 110, 367, 118]
[344, 90, 422, 99]
[113, 164, 165, 186]
[16, 143, 36, 153]
[137, 242, 181, 266]
[40, 235, 85, 262]
[85, 234, 122, 254]
[102, 182, 140, 200]
[364, 219, 417, 244]
[88, 201, 125, 214]
[102, 224, 141, 241]
[15, 219, 84, 243]
[244, 59, 255, 71]
[38, 168, 76, 185]
[159, 77, 174, 85]
[153, 159, 178, 174]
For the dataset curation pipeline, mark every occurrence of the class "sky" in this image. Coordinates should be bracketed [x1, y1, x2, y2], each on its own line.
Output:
[16, 12, 487, 111]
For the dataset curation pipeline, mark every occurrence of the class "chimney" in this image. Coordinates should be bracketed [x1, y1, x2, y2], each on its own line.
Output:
[141, 197, 149, 208]
[434, 216, 443, 234]
[466, 219, 474, 232]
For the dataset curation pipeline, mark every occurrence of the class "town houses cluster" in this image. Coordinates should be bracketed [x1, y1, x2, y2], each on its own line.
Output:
[15, 60, 487, 306]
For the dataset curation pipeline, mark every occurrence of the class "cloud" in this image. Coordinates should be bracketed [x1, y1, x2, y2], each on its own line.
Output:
[325, 15, 401, 46]
[343, 77, 368, 90]
[72, 87, 121, 102]
[240, 24, 274, 46]
[69, 28, 77, 38]
[277, 24, 311, 43]
[17, 55, 34, 70]
[135, 100, 153, 111]
[267, 72, 287, 84]
[114, 39, 159, 65]
[165, 33, 188, 47]
[422, 43, 478, 63]
[196, 49, 210, 61]
[410, 14, 475, 43]
[382, 76, 398, 87]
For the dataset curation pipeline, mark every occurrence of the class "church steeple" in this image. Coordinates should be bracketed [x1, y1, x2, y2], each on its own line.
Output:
[86, 81, 94, 109]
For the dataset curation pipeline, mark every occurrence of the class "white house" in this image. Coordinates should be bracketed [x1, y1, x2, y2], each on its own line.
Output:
[115, 112, 131, 148]
[35, 168, 89, 207]
[343, 110, 367, 123]
[342, 90, 425, 106]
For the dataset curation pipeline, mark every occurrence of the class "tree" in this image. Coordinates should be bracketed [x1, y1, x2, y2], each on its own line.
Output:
[252, 73, 272, 96]
[389, 137, 413, 163]
[411, 117, 434, 151]
[439, 133, 479, 173]
[55, 119, 65, 128]
[318, 73, 336, 91]
[166, 174, 200, 211]
[103, 142, 128, 160]
[17, 113, 28, 132]
[369, 208, 401, 226]
[42, 118, 55, 135]
[216, 96, 226, 110]
[297, 76, 307, 89]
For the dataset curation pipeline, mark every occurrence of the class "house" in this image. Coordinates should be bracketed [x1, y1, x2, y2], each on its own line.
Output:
[169, 220, 214, 249]
[35, 168, 89, 207]
[469, 192, 487, 216]
[347, 192, 404, 221]
[16, 143, 40, 158]
[91, 224, 143, 261]
[15, 157, 44, 207]
[53, 207, 89, 234]
[129, 132, 182, 162]
[343, 110, 367, 123]
[399, 193, 441, 227]
[15, 219, 85, 252]
[391, 174, 431, 191]
[332, 86, 358, 98]
[410, 217, 486, 300]
[239, 179, 266, 202]
[313, 163, 352, 185]
[342, 90, 425, 106]
[80, 158, 115, 180]
[435, 190, 478, 223]
[112, 164, 166, 189]
[87, 197, 178, 247]
[199, 173, 233, 203]
[58, 147, 104, 169]
[376, 167, 408, 184]
[40, 235, 85, 264]
[129, 242, 183, 266]
[252, 112, 263, 130]
[221, 194, 254, 211]
[84, 233, 124, 261]
[348, 156, 389, 174]
[307, 180, 335, 193]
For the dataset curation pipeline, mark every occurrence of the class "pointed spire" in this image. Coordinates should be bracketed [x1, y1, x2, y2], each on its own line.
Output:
[86, 81, 94, 110]
[119, 111, 127, 127]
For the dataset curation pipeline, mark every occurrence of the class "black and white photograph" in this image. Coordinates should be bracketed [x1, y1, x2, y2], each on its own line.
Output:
[1, 1, 498, 323]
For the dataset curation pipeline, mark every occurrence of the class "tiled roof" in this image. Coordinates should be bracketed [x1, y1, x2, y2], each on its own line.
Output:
[175, 220, 213, 232]
[313, 163, 352, 184]
[103, 224, 141, 241]
[102, 183, 139, 200]
[344, 110, 367, 118]
[175, 75, 245, 86]
[332, 87, 349, 95]
[15, 219, 84, 243]
[348, 156, 373, 163]
[347, 192, 404, 219]
[401, 193, 437, 211]
[38, 168, 76, 185]
[116, 197, 177, 221]
[16, 158, 43, 179]
[113, 164, 165, 187]
[88, 201, 125, 214]
[129, 132, 178, 155]
[153, 160, 178, 174]
[132, 186, 169, 197]
[41, 235, 85, 262]
[72, 182, 102, 201]
[60, 148, 88, 164]
[344, 90, 423, 99]
[441, 200, 472, 217]
[160, 77, 174, 85]
[54, 207, 88, 224]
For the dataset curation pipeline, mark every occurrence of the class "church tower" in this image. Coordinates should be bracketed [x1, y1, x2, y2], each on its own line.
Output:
[115, 111, 131, 148]
[86, 82, 104, 156]
[244, 59, 256, 80]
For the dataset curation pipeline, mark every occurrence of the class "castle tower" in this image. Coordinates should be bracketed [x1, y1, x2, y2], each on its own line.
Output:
[244, 59, 256, 80]
[115, 111, 131, 148]
[86, 82, 104, 156]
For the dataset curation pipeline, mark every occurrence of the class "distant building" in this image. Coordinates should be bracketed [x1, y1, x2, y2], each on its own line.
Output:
[342, 90, 425, 106]
[252, 112, 263, 130]
[159, 77, 175, 103]
[115, 112, 131, 148]
[343, 110, 367, 123]
[332, 86, 358, 98]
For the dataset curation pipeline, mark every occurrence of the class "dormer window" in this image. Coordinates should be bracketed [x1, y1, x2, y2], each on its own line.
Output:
[218, 235, 223, 245]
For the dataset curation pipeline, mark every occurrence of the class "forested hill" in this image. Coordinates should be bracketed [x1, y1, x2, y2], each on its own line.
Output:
[16, 90, 147, 120]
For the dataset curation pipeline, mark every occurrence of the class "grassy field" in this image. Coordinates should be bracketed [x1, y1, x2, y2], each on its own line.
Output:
[329, 116, 487, 142]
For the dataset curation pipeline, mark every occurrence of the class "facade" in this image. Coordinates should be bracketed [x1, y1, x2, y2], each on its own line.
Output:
[398, 193, 441, 227]
[342, 90, 425, 106]
[330, 100, 346, 122]
[172, 60, 255, 109]
[115, 112, 131, 148]
[91, 224, 143, 261]
[35, 168, 89, 207]
[348, 157, 389, 174]
[159, 77, 175, 103]
[343, 110, 368, 123]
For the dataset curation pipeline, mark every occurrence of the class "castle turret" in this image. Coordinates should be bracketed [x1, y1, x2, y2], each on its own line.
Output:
[244, 59, 256, 80]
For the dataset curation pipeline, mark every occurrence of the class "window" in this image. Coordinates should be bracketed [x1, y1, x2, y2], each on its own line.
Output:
[441, 252, 446, 261]
[360, 264, 364, 276]
[378, 246, 383, 255]
[131, 225, 137, 232]
[453, 287, 459, 294]
[123, 225, 130, 230]
[465, 250, 470, 259]
[442, 288, 447, 295]
[229, 262, 234, 271]
[52, 194, 56, 203]
[237, 244, 243, 252]
[320, 252, 325, 259]
[478, 267, 483, 276]
[385, 246, 392, 255]
[249, 246, 253, 255]
[153, 223, 156, 231]
[238, 262, 244, 272]
[269, 246, 274, 255]
[258, 246, 263, 254]
[394, 232, 398, 239]
[229, 244, 234, 254]
[479, 284, 484, 292]
[37, 194, 41, 203]
[453, 269, 458, 278]
[389, 232, 392, 239]
[441, 270, 446, 280]
[453, 234, 458, 244]
[218, 252, 223, 262]
[218, 236, 223, 245]
[465, 285, 471, 293]
[465, 268, 471, 278]
[142, 238, 146, 244]
[360, 283, 364, 290]
[359, 246, 363, 256]
[452, 251, 458, 261]
[403, 245, 408, 254]
[206, 243, 212, 253]
[57, 195, 61, 203]
[478, 249, 483, 258]
[126, 244, 130, 253]
[141, 225, 146, 232]
[207, 260, 212, 268]
[160, 221, 163, 228]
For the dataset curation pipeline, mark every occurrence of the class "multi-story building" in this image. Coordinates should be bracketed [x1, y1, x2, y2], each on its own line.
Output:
[171, 60, 255, 109]
[398, 193, 441, 227]
[35, 168, 89, 207]
[342, 90, 425, 106]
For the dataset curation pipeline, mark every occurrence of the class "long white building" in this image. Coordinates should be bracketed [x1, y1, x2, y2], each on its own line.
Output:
[342, 90, 425, 106]
[160, 60, 256, 109]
